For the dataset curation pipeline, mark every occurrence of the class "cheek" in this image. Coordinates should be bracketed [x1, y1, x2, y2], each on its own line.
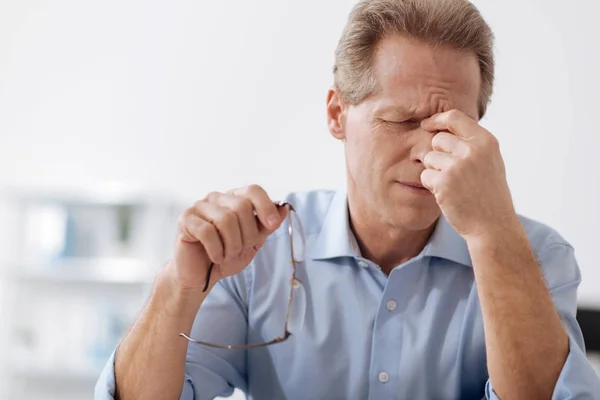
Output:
[345, 137, 370, 176]
[345, 128, 390, 181]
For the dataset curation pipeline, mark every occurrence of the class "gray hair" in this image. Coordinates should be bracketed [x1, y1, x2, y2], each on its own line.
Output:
[333, 0, 495, 118]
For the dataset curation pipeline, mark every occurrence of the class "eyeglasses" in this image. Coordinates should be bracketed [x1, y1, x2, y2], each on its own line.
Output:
[179, 201, 305, 349]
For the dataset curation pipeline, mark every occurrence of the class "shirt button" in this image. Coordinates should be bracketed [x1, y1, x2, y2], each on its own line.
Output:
[378, 371, 389, 383]
[386, 300, 397, 311]
[292, 278, 301, 289]
[357, 260, 369, 268]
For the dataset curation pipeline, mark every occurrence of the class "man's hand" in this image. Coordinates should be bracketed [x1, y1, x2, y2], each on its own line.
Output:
[172, 185, 288, 293]
[421, 111, 570, 399]
[420, 110, 518, 241]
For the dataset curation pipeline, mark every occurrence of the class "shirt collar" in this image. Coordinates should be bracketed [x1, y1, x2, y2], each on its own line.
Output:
[309, 190, 472, 268]
[422, 214, 473, 267]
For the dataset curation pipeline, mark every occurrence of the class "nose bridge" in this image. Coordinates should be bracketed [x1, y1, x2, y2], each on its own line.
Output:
[410, 128, 435, 163]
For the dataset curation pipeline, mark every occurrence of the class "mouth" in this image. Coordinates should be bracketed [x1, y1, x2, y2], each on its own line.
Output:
[396, 181, 432, 196]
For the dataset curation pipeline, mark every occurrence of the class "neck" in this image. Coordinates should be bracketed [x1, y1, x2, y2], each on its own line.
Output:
[347, 193, 436, 275]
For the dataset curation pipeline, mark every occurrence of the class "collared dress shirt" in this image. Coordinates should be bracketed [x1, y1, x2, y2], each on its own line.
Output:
[95, 190, 600, 399]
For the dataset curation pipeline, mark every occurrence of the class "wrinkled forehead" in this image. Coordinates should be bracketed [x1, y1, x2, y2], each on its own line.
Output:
[371, 34, 481, 120]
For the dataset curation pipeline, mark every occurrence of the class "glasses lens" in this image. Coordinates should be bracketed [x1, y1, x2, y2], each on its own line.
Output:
[289, 209, 305, 263]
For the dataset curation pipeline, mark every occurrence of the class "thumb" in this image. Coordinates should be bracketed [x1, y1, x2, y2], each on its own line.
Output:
[259, 204, 289, 236]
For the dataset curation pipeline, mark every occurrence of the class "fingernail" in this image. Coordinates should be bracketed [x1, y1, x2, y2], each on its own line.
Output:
[268, 215, 279, 228]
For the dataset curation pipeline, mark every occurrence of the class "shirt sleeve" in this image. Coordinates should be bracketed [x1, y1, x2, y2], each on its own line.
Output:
[485, 242, 600, 399]
[94, 272, 250, 400]
[93, 348, 197, 399]
[183, 274, 250, 399]
[94, 349, 118, 399]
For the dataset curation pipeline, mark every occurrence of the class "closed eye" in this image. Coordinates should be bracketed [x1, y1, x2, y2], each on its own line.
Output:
[383, 119, 420, 126]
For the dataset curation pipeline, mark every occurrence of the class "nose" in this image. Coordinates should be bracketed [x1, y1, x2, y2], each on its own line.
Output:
[410, 129, 436, 165]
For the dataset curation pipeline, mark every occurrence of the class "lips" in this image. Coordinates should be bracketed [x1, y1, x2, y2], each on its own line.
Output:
[395, 180, 433, 197]
[398, 181, 426, 189]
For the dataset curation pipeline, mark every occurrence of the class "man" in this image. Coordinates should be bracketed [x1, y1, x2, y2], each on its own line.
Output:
[96, 0, 600, 399]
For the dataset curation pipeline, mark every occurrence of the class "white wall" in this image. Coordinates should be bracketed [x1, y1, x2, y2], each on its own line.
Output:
[471, 0, 600, 306]
[0, 2, 598, 304]
[1, 1, 599, 399]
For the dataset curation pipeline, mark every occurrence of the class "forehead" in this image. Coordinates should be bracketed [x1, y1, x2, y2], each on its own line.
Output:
[371, 34, 481, 119]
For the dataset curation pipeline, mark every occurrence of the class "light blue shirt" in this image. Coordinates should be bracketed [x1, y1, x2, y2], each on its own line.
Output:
[95, 189, 600, 399]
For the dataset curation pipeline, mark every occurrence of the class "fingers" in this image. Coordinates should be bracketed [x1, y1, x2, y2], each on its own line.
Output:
[218, 193, 260, 251]
[431, 131, 466, 156]
[178, 212, 226, 264]
[177, 185, 287, 265]
[193, 200, 243, 262]
[421, 109, 480, 139]
[420, 169, 441, 193]
[229, 185, 286, 230]
[423, 151, 457, 171]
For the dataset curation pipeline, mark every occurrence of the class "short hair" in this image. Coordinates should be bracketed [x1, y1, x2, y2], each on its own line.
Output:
[333, 0, 495, 118]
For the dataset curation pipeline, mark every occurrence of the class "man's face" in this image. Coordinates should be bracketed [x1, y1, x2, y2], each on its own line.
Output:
[328, 34, 481, 231]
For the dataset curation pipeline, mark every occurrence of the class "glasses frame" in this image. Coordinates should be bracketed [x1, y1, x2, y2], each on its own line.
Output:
[179, 201, 303, 349]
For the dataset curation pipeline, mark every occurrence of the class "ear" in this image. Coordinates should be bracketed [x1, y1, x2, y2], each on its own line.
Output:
[326, 86, 346, 141]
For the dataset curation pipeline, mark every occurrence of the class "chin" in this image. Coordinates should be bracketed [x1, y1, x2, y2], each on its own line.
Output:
[384, 196, 441, 231]
[390, 210, 439, 231]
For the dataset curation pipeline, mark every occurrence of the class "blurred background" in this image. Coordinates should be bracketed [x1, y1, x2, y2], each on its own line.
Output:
[0, 0, 598, 399]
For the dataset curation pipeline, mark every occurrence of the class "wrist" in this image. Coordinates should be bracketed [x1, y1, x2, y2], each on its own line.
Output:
[465, 220, 537, 274]
[464, 215, 524, 250]
[152, 262, 209, 320]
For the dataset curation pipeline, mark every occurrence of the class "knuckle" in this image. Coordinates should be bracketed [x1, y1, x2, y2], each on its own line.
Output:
[234, 197, 253, 214]
[192, 199, 204, 209]
[177, 215, 187, 233]
[178, 208, 195, 228]
[448, 109, 461, 120]
[243, 184, 266, 200]
[487, 134, 500, 149]
[197, 221, 215, 240]
[446, 162, 460, 177]
[219, 210, 238, 228]
[239, 185, 255, 196]
[204, 191, 221, 203]
[192, 197, 210, 212]
[246, 184, 262, 193]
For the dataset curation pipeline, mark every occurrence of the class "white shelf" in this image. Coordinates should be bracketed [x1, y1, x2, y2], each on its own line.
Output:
[11, 365, 101, 381]
[0, 184, 177, 206]
[10, 257, 156, 284]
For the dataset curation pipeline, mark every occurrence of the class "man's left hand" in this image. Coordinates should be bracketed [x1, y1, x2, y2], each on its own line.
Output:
[420, 110, 518, 241]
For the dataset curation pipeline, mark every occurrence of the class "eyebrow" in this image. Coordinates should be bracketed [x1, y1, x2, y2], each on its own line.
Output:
[375, 104, 478, 121]
[375, 105, 422, 119]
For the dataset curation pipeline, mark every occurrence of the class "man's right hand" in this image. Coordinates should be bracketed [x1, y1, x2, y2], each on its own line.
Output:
[168, 184, 288, 293]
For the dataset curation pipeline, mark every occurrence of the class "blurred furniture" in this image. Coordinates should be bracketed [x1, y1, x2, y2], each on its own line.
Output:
[0, 185, 179, 400]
